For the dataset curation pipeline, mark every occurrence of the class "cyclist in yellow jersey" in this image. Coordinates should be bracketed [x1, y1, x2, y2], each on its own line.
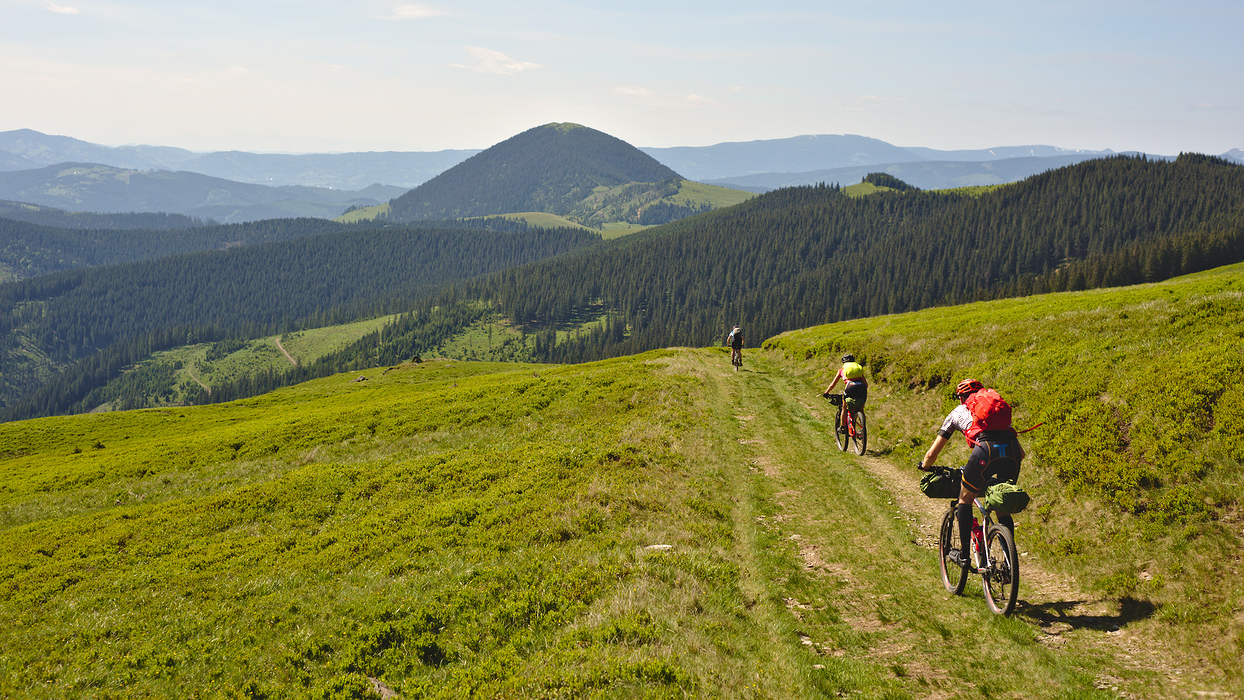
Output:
[823, 354, 868, 431]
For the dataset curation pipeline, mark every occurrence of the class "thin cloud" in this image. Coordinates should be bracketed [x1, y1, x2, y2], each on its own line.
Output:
[615, 86, 655, 98]
[452, 47, 541, 76]
[614, 85, 716, 107]
[381, 4, 452, 20]
[45, 1, 80, 14]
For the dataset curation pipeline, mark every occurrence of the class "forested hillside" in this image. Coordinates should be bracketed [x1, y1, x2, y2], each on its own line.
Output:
[0, 216, 345, 282]
[7, 154, 1242, 421]
[447, 154, 1244, 362]
[386, 123, 690, 226]
[0, 225, 600, 418]
[0, 200, 207, 230]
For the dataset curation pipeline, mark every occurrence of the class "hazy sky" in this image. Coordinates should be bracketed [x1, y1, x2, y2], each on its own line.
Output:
[2, 0, 1240, 155]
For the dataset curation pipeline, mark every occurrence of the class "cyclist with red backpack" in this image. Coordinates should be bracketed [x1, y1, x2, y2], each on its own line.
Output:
[918, 379, 1025, 568]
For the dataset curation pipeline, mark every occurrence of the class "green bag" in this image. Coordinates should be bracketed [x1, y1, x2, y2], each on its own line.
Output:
[984, 482, 1030, 515]
[919, 470, 961, 499]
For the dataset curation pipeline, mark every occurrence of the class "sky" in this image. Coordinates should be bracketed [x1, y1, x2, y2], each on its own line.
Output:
[1, 0, 1240, 156]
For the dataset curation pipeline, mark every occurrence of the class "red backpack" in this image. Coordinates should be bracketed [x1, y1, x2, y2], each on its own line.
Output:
[966, 389, 1013, 434]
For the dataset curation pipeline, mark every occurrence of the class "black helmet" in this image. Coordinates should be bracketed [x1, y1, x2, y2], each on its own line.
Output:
[841, 354, 855, 363]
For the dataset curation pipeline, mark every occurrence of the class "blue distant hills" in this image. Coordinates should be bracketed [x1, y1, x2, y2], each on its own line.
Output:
[1, 128, 1240, 220]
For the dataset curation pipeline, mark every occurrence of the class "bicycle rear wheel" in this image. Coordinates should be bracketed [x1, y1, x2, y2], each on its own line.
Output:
[938, 505, 968, 594]
[851, 411, 867, 455]
[983, 522, 1019, 615]
[834, 406, 848, 451]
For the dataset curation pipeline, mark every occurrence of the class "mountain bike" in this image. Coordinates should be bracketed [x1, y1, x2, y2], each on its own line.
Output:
[825, 394, 866, 455]
[925, 465, 1019, 615]
[730, 347, 743, 371]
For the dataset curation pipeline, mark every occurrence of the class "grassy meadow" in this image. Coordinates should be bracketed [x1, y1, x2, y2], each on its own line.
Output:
[2, 264, 1242, 698]
[334, 204, 390, 224]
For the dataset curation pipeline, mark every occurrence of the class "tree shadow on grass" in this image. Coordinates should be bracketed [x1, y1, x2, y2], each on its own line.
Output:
[1017, 596, 1158, 632]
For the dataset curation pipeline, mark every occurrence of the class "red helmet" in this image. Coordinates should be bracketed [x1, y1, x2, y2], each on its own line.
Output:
[955, 379, 984, 400]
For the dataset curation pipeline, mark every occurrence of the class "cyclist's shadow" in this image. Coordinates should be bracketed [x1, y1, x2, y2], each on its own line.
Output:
[1017, 596, 1158, 632]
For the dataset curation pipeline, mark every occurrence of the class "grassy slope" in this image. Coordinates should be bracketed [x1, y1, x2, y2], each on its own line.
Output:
[2, 268, 1241, 698]
[671, 180, 755, 208]
[335, 203, 390, 224]
[336, 181, 754, 234]
[86, 316, 399, 411]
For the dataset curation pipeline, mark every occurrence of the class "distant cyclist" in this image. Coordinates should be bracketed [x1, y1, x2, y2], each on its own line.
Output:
[919, 378, 1025, 568]
[822, 354, 867, 431]
[726, 325, 745, 369]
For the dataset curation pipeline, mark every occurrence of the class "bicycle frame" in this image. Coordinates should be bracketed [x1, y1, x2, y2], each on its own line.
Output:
[928, 464, 1019, 615]
[829, 394, 855, 434]
[967, 496, 994, 573]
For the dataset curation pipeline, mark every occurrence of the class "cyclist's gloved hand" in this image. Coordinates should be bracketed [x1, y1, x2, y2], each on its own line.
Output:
[821, 391, 829, 398]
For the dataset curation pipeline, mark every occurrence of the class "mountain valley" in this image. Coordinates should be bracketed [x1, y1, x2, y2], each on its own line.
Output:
[1, 121, 1243, 699]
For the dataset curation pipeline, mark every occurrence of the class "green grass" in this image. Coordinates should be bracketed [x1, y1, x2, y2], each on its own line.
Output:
[276, 316, 399, 365]
[494, 212, 596, 231]
[668, 181, 755, 209]
[428, 315, 533, 362]
[1, 357, 720, 697]
[4, 266, 1243, 698]
[428, 309, 616, 362]
[334, 203, 389, 224]
[600, 221, 654, 239]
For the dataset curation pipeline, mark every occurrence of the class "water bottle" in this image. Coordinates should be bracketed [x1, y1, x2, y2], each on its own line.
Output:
[971, 518, 984, 568]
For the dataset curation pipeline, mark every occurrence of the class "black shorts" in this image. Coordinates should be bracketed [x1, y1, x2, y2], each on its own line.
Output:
[962, 432, 1021, 493]
[843, 380, 867, 409]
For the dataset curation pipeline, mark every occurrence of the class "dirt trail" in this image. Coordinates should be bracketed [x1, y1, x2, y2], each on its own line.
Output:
[274, 336, 299, 366]
[695, 350, 1238, 700]
[792, 384, 1240, 699]
[184, 364, 210, 395]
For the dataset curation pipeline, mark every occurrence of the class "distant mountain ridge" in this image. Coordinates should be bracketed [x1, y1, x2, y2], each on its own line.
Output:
[0, 129, 478, 190]
[0, 163, 405, 224]
[8, 127, 1238, 195]
[639, 134, 1119, 181]
[3, 128, 1241, 216]
[705, 154, 1119, 192]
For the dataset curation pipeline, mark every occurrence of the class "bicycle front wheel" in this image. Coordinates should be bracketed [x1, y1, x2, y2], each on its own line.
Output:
[938, 505, 968, 595]
[851, 411, 867, 455]
[834, 406, 848, 451]
[983, 522, 1019, 615]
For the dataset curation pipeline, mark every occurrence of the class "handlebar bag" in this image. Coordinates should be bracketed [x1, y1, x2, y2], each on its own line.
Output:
[919, 469, 961, 499]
